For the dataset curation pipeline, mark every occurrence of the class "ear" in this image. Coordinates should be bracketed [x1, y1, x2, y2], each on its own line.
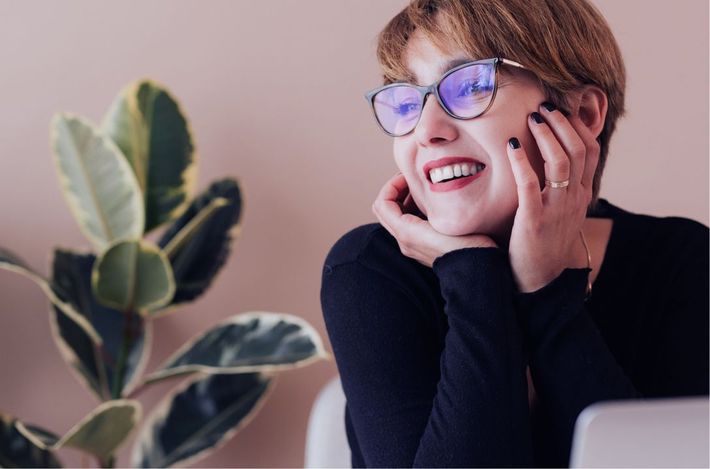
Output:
[570, 85, 608, 140]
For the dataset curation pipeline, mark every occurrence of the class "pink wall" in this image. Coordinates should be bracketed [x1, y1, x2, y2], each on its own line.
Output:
[0, 1, 707, 467]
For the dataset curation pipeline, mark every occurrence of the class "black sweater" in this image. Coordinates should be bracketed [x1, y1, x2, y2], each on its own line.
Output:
[320, 199, 709, 467]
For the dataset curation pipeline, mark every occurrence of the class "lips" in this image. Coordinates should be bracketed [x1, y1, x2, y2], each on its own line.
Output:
[421, 156, 487, 193]
[422, 156, 486, 182]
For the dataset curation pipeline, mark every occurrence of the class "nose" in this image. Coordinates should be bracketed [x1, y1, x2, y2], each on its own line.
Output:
[414, 94, 459, 146]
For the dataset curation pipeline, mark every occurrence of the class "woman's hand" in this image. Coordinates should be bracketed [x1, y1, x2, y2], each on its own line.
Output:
[506, 104, 599, 293]
[372, 173, 498, 268]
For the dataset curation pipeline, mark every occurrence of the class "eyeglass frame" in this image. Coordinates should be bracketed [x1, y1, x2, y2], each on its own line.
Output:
[364, 57, 527, 137]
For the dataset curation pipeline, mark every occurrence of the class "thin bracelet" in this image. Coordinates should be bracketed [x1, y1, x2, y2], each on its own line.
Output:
[579, 229, 592, 299]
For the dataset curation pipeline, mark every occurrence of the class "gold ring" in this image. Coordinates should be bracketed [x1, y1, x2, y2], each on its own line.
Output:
[545, 179, 570, 188]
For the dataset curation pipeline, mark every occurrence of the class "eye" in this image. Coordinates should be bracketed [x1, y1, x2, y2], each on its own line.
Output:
[457, 79, 492, 98]
[395, 101, 421, 117]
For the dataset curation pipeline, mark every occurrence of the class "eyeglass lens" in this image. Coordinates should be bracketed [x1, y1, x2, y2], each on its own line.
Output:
[372, 62, 496, 136]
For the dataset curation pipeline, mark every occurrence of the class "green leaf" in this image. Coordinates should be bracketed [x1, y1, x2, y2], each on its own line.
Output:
[51, 249, 151, 399]
[0, 413, 62, 467]
[156, 178, 242, 311]
[17, 401, 141, 460]
[0, 247, 101, 344]
[14, 424, 60, 448]
[131, 373, 271, 468]
[102, 79, 197, 233]
[50, 113, 145, 251]
[55, 400, 141, 459]
[146, 312, 328, 384]
[92, 240, 175, 312]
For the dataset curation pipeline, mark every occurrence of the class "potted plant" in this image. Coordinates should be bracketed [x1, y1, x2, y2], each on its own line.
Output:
[0, 79, 328, 468]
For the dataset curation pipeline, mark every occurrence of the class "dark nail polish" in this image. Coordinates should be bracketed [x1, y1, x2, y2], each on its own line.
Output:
[541, 101, 556, 112]
[531, 112, 544, 124]
[508, 137, 520, 149]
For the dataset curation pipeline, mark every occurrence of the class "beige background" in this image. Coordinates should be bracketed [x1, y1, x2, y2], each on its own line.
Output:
[0, 0, 707, 467]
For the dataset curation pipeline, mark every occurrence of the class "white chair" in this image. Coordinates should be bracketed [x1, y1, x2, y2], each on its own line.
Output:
[304, 375, 351, 468]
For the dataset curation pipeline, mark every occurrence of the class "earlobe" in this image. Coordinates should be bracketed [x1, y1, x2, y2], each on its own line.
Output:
[574, 85, 608, 139]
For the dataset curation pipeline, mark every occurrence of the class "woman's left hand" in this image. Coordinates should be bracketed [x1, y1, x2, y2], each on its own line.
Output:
[506, 104, 600, 293]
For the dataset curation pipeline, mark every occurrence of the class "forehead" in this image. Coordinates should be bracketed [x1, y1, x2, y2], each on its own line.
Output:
[403, 31, 471, 85]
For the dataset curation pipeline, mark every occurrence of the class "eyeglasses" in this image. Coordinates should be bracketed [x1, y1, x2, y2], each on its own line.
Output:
[365, 57, 527, 137]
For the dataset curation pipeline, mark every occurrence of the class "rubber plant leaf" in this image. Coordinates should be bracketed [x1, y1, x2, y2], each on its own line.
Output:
[131, 373, 271, 468]
[146, 312, 328, 385]
[101, 79, 196, 233]
[155, 178, 242, 313]
[0, 413, 62, 468]
[92, 239, 175, 313]
[51, 249, 151, 399]
[50, 113, 144, 251]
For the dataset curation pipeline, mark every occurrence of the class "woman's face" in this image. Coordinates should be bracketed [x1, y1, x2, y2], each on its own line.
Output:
[394, 32, 548, 242]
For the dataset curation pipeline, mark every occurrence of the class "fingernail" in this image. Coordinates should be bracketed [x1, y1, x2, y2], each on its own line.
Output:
[508, 137, 520, 149]
[530, 112, 544, 124]
[541, 101, 556, 112]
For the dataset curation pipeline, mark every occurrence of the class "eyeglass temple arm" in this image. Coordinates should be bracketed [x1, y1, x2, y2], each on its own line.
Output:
[499, 58, 526, 70]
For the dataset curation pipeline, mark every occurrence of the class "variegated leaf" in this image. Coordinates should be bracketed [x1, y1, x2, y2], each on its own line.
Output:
[51, 249, 151, 399]
[50, 113, 144, 251]
[92, 240, 175, 312]
[155, 178, 242, 312]
[146, 312, 328, 384]
[0, 413, 62, 467]
[131, 373, 271, 468]
[102, 80, 196, 232]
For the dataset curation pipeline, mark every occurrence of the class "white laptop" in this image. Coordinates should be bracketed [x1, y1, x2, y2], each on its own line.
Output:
[570, 396, 709, 468]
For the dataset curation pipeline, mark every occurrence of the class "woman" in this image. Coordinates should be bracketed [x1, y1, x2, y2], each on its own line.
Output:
[320, 0, 709, 467]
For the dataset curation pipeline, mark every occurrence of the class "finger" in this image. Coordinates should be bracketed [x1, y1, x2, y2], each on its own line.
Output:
[373, 190, 430, 259]
[507, 137, 542, 216]
[373, 174, 412, 236]
[539, 103, 586, 188]
[567, 115, 600, 191]
[376, 173, 409, 204]
[528, 111, 571, 202]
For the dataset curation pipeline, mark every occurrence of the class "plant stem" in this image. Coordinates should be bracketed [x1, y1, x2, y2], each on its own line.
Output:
[99, 454, 115, 468]
[111, 308, 135, 399]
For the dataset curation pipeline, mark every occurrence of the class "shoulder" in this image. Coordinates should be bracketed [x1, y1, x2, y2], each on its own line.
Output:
[599, 198, 707, 246]
[321, 223, 435, 301]
[323, 223, 422, 274]
[323, 223, 391, 267]
[603, 200, 708, 279]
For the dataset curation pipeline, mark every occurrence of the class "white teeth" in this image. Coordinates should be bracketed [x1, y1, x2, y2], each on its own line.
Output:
[442, 166, 454, 180]
[428, 163, 484, 183]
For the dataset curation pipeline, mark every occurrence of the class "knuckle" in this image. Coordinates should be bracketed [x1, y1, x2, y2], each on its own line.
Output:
[549, 157, 570, 172]
[589, 139, 601, 155]
[570, 143, 586, 159]
[520, 177, 539, 191]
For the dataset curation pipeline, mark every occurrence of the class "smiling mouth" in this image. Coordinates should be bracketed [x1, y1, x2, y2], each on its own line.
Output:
[428, 162, 486, 184]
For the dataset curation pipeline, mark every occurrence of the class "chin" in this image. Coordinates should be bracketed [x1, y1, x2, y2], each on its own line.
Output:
[428, 215, 477, 237]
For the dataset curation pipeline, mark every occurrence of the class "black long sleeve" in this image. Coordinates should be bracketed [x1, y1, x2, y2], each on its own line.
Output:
[515, 213, 710, 466]
[322, 245, 533, 467]
[320, 199, 709, 468]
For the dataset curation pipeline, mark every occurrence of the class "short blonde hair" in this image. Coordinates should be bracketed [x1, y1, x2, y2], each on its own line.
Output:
[376, 0, 626, 208]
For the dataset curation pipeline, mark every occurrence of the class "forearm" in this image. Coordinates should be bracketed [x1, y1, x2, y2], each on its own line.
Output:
[514, 268, 639, 454]
[417, 247, 533, 467]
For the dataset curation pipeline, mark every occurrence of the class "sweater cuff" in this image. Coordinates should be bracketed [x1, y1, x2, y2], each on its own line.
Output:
[514, 267, 592, 339]
[432, 246, 508, 277]
[432, 247, 513, 306]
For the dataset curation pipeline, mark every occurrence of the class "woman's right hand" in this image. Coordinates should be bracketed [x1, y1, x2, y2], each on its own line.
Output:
[372, 173, 499, 267]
